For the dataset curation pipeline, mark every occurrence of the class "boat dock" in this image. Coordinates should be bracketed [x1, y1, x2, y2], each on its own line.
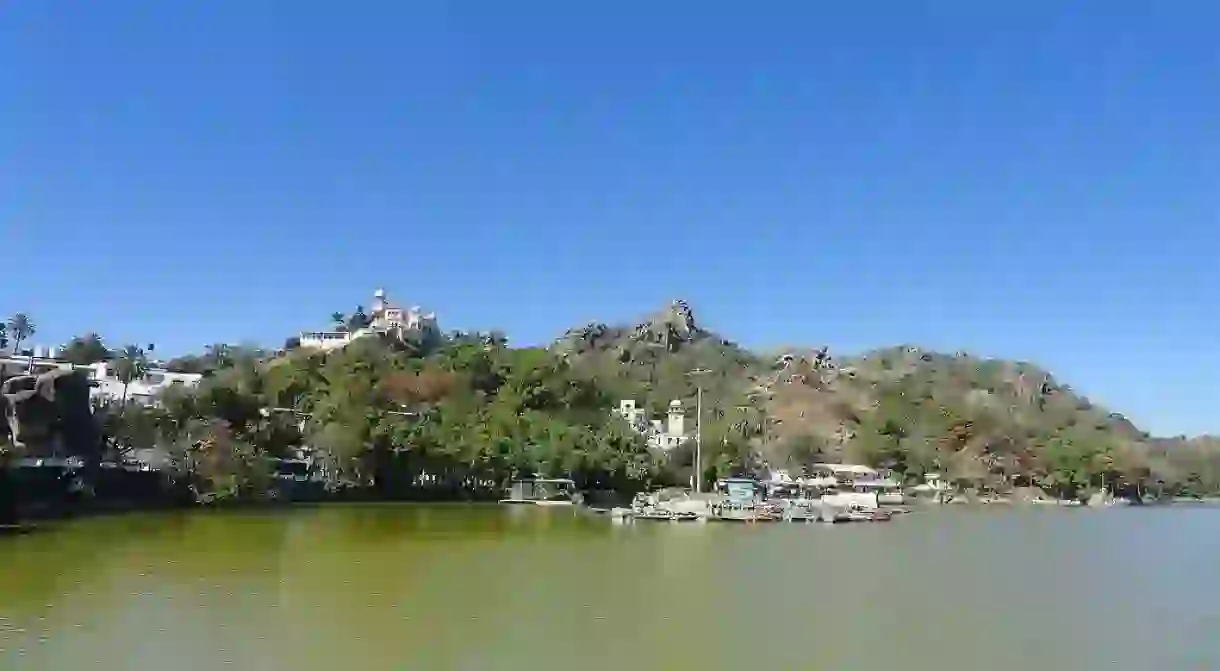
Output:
[609, 475, 908, 525]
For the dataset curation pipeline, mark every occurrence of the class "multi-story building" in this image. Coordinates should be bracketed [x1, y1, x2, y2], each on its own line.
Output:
[615, 399, 689, 451]
[298, 288, 439, 351]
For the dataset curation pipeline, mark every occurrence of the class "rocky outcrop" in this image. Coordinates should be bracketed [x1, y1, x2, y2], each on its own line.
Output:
[1, 369, 99, 459]
[629, 299, 704, 353]
[558, 300, 710, 359]
[769, 346, 837, 387]
[557, 322, 616, 355]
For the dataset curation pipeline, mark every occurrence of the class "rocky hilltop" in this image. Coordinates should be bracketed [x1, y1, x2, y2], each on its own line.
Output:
[554, 300, 1190, 490]
[557, 300, 764, 419]
[557, 299, 719, 359]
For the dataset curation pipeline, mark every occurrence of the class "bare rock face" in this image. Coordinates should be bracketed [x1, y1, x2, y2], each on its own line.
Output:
[631, 299, 703, 352]
[560, 322, 610, 348]
[555, 300, 709, 358]
[556, 322, 623, 358]
[1, 369, 99, 459]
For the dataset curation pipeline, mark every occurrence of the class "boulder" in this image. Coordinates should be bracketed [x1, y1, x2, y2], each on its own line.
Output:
[1, 368, 99, 459]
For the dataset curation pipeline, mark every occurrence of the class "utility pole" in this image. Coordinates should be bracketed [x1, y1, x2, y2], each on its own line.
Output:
[697, 384, 703, 492]
[688, 368, 712, 493]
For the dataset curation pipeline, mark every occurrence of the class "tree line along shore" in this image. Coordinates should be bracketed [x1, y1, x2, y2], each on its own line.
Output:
[3, 301, 1220, 523]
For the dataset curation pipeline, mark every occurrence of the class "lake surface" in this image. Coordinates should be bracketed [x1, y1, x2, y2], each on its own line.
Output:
[3, 505, 1220, 670]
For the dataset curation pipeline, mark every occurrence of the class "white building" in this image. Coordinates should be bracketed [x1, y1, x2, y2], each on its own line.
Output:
[87, 362, 202, 407]
[617, 399, 648, 429]
[298, 288, 439, 351]
[615, 399, 689, 451]
[0, 355, 203, 408]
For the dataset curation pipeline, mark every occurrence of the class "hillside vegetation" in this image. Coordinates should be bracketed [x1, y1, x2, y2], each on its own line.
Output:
[12, 302, 1220, 503]
[555, 301, 1215, 499]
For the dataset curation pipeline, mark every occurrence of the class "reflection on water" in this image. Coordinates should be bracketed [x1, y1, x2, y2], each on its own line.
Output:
[3, 505, 1220, 670]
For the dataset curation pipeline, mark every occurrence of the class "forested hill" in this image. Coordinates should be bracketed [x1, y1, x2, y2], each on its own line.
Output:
[14, 301, 1218, 503]
[553, 300, 1216, 496]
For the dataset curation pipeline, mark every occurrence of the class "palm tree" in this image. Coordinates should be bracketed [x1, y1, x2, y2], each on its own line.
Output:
[6, 313, 36, 374]
[6, 313, 34, 355]
[113, 345, 150, 407]
[347, 305, 371, 330]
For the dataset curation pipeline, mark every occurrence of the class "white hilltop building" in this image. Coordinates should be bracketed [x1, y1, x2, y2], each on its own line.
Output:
[298, 288, 439, 351]
[615, 399, 689, 451]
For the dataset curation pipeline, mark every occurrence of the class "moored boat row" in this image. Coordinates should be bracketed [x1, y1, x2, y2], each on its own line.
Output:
[497, 467, 913, 525]
[611, 472, 910, 524]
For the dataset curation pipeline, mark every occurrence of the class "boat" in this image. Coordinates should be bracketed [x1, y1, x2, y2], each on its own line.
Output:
[842, 505, 893, 522]
[711, 477, 780, 522]
[769, 481, 831, 522]
[810, 463, 906, 506]
[499, 477, 580, 506]
[849, 479, 906, 506]
[629, 487, 708, 522]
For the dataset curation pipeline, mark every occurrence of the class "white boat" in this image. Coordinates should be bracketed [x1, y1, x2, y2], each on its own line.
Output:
[810, 463, 906, 506]
[630, 487, 709, 521]
[499, 477, 580, 506]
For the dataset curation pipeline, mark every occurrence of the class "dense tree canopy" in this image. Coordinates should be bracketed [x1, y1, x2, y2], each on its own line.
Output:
[105, 333, 665, 503]
[58, 333, 112, 365]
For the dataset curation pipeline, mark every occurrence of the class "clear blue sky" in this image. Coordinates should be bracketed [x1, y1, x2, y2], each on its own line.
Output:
[2, 1, 1217, 436]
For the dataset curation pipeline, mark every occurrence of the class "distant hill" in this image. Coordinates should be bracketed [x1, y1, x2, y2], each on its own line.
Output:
[553, 300, 1213, 494]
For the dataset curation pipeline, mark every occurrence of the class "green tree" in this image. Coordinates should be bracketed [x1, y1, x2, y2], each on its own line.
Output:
[97, 400, 159, 459]
[60, 333, 111, 365]
[347, 306, 371, 330]
[187, 420, 273, 503]
[164, 355, 209, 375]
[6, 313, 35, 355]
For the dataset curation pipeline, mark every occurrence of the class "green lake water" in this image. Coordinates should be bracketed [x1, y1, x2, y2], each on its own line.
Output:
[3, 504, 1220, 670]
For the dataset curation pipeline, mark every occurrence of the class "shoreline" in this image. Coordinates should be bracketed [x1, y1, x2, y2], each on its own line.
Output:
[11, 493, 1213, 532]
